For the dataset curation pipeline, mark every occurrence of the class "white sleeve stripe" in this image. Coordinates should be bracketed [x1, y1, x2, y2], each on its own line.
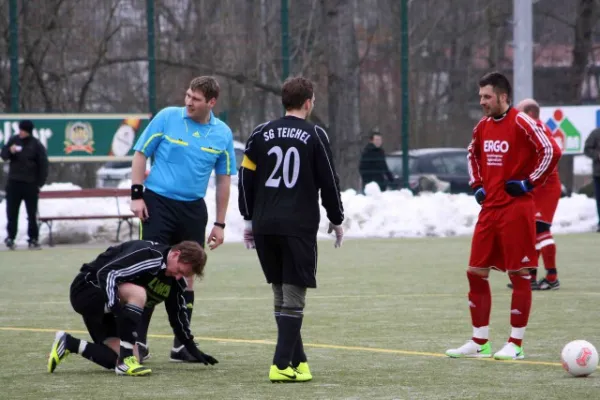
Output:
[517, 114, 553, 181]
[175, 290, 191, 340]
[97, 247, 164, 307]
[313, 126, 344, 218]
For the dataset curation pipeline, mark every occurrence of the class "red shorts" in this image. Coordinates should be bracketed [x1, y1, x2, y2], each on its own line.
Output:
[469, 198, 537, 272]
[532, 179, 561, 225]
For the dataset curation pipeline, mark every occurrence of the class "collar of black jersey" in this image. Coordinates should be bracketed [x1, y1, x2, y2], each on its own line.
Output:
[492, 106, 512, 121]
[283, 115, 304, 121]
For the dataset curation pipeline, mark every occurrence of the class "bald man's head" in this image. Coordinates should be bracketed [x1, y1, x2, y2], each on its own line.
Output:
[516, 98, 540, 119]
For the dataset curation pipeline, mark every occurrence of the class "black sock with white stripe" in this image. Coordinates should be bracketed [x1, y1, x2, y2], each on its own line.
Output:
[65, 333, 118, 370]
[273, 307, 303, 370]
[118, 304, 144, 361]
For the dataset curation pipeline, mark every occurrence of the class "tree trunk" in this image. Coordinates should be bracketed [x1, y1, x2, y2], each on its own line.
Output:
[322, 0, 361, 190]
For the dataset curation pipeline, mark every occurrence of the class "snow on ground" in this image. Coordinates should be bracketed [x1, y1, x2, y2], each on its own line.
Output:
[0, 181, 597, 247]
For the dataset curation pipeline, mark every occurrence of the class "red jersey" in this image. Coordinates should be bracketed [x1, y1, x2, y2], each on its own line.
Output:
[467, 107, 562, 208]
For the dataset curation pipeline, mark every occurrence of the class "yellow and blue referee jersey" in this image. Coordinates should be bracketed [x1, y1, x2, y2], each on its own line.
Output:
[133, 107, 237, 201]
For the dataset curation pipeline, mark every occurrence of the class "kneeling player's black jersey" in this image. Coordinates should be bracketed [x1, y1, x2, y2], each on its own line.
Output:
[79, 240, 194, 343]
[238, 116, 344, 236]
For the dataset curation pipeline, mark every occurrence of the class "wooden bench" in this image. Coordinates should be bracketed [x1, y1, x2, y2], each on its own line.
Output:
[38, 188, 136, 246]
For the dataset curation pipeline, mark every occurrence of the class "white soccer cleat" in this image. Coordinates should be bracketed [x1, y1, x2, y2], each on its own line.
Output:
[446, 340, 491, 358]
[493, 342, 524, 360]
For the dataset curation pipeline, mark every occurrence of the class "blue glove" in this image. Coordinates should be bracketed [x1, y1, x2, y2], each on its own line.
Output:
[504, 179, 534, 197]
[473, 186, 486, 205]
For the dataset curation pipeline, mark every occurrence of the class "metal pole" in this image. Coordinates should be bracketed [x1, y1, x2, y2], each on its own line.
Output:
[281, 0, 289, 81]
[513, 0, 533, 104]
[9, 0, 19, 112]
[146, 0, 156, 115]
[400, 0, 410, 189]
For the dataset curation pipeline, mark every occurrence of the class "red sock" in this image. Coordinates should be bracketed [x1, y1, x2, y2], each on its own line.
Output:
[508, 273, 532, 347]
[467, 271, 491, 345]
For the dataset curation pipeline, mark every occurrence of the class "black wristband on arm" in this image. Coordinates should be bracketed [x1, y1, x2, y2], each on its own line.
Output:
[131, 184, 144, 200]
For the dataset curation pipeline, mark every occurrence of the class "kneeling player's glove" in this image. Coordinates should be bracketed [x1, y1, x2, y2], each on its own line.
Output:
[184, 341, 219, 365]
[504, 179, 534, 197]
[473, 186, 486, 205]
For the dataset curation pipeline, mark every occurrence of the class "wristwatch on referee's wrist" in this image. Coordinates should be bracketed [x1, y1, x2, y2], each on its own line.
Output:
[214, 222, 226, 229]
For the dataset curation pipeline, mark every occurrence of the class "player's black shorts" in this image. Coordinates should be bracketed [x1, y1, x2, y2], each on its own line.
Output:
[69, 273, 117, 344]
[141, 189, 208, 246]
[254, 234, 318, 288]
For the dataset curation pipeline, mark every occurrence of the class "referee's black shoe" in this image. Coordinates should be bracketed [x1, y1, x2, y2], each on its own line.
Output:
[170, 344, 199, 362]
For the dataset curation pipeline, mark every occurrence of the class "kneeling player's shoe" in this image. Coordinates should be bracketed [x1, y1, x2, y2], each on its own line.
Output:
[115, 355, 152, 376]
[269, 365, 311, 383]
[292, 362, 312, 381]
[445, 340, 491, 358]
[48, 331, 70, 373]
[493, 342, 524, 360]
[507, 279, 539, 290]
[170, 344, 199, 362]
[136, 342, 150, 362]
[538, 278, 560, 290]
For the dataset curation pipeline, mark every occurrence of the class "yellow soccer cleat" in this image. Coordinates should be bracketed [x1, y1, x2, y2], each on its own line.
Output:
[48, 331, 70, 373]
[115, 355, 152, 376]
[269, 365, 311, 383]
[293, 362, 312, 381]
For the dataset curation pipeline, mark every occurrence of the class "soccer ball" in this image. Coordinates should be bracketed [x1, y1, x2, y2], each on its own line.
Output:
[561, 340, 599, 377]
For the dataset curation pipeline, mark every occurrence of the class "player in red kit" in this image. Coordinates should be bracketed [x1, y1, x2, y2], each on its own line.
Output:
[446, 72, 561, 360]
[504, 98, 563, 291]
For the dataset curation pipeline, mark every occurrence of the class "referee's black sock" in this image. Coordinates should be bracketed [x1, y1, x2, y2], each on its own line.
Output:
[65, 333, 118, 370]
[273, 307, 303, 370]
[118, 304, 144, 361]
[174, 290, 194, 347]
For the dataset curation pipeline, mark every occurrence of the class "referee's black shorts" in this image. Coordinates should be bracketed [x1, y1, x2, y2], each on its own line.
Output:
[140, 189, 208, 246]
[69, 273, 118, 344]
[254, 234, 318, 289]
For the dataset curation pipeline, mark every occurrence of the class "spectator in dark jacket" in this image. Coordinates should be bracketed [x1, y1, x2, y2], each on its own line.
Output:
[359, 132, 394, 192]
[584, 127, 600, 232]
[0, 120, 49, 249]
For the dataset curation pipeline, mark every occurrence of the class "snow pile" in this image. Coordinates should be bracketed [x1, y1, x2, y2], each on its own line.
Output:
[0, 181, 597, 247]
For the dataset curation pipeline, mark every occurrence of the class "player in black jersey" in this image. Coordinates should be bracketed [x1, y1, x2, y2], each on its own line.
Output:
[238, 76, 344, 382]
[46, 240, 218, 376]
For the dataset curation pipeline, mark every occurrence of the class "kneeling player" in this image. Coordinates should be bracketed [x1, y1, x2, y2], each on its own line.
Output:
[47, 240, 218, 376]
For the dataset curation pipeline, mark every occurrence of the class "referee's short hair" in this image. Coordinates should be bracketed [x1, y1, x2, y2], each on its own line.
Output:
[281, 76, 314, 111]
[172, 240, 207, 277]
[189, 76, 220, 101]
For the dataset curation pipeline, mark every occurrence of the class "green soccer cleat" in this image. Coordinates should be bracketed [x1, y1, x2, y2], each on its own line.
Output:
[446, 340, 492, 358]
[48, 331, 70, 373]
[269, 365, 311, 383]
[293, 362, 312, 381]
[115, 355, 152, 376]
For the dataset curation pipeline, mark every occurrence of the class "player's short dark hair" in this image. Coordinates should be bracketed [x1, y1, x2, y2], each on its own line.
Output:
[478, 72, 512, 101]
[189, 76, 220, 101]
[172, 240, 207, 277]
[522, 103, 540, 119]
[281, 77, 314, 111]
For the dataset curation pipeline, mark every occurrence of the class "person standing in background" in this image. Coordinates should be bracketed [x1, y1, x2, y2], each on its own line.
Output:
[0, 120, 48, 250]
[583, 126, 600, 232]
[358, 131, 394, 192]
